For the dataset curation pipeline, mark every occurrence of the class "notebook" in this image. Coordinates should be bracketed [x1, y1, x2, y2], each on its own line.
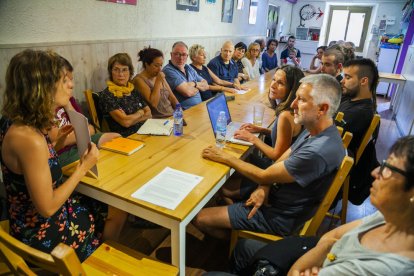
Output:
[137, 119, 173, 136]
[206, 94, 258, 146]
[100, 137, 145, 155]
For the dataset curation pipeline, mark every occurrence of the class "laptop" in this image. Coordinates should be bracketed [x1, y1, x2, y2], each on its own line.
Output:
[206, 93, 258, 146]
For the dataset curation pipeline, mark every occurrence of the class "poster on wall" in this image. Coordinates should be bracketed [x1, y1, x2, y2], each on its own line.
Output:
[248, 0, 258, 24]
[222, 0, 235, 23]
[98, 0, 137, 5]
[176, 0, 200, 12]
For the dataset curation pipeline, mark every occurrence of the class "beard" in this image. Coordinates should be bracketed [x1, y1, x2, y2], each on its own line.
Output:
[342, 85, 359, 99]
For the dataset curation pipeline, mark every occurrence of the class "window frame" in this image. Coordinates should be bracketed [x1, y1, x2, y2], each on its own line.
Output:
[325, 5, 372, 52]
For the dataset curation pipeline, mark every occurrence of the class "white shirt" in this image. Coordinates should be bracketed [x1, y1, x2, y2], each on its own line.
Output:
[241, 57, 260, 80]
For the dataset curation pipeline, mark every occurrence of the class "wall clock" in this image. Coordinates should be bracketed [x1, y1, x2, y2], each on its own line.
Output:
[299, 4, 324, 27]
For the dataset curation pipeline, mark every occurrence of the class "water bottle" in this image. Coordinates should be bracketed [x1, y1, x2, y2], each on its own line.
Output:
[215, 111, 227, 148]
[173, 103, 183, 136]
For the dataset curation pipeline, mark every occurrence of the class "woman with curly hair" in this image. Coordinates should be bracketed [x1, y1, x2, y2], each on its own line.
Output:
[0, 49, 126, 261]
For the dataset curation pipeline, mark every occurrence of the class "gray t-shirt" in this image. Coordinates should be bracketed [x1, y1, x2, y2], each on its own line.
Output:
[321, 211, 414, 275]
[264, 124, 345, 235]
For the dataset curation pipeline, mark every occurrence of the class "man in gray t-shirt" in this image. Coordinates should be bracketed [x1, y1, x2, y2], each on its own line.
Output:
[195, 74, 345, 238]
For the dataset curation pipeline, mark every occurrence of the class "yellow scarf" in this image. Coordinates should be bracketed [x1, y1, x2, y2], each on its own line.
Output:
[106, 80, 134, 98]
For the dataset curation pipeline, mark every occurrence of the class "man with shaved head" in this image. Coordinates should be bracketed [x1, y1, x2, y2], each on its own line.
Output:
[208, 41, 243, 89]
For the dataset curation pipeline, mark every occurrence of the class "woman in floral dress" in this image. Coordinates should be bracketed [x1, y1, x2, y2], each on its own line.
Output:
[0, 50, 127, 261]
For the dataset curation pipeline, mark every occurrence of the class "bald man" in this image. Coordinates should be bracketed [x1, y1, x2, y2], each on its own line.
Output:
[207, 41, 243, 90]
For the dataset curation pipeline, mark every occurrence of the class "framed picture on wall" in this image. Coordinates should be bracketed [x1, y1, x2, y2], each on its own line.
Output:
[176, 0, 200, 12]
[222, 0, 235, 23]
[248, 0, 258, 24]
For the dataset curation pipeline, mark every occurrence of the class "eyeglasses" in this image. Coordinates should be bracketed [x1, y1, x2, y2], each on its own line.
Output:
[172, 52, 188, 58]
[112, 67, 129, 74]
[251, 49, 260, 52]
[378, 160, 407, 179]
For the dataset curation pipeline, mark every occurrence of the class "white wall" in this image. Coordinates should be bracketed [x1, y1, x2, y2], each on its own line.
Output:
[291, 0, 326, 31]
[0, 0, 268, 44]
[0, 0, 270, 108]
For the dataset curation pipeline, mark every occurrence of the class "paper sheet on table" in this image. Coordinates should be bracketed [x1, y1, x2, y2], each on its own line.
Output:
[131, 167, 203, 210]
[235, 89, 250, 95]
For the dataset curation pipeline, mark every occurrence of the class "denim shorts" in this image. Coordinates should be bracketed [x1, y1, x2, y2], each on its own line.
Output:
[227, 202, 275, 234]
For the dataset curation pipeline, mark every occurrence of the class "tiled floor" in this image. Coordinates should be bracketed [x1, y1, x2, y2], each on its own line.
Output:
[118, 95, 401, 275]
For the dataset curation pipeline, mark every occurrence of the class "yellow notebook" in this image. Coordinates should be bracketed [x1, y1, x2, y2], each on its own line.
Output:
[100, 137, 145, 156]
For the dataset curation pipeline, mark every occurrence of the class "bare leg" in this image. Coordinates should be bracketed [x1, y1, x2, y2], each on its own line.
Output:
[221, 172, 251, 205]
[103, 206, 127, 241]
[194, 206, 232, 240]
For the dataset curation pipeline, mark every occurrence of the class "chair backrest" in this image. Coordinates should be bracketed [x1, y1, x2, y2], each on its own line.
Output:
[335, 111, 344, 123]
[299, 155, 354, 236]
[355, 114, 380, 164]
[0, 226, 85, 275]
[84, 89, 101, 130]
[342, 131, 353, 149]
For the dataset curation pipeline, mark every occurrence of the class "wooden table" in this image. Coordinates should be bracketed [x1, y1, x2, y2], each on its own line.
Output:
[63, 71, 276, 275]
[378, 72, 406, 118]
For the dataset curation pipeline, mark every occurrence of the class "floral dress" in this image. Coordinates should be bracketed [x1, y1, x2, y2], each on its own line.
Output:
[0, 117, 107, 262]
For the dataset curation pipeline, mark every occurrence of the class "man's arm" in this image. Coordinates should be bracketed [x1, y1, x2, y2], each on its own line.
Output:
[202, 145, 294, 186]
[174, 81, 200, 97]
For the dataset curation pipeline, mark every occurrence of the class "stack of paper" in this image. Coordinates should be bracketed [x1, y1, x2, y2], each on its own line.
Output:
[131, 167, 203, 210]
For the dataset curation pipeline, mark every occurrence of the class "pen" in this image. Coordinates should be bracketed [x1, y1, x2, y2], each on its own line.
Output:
[163, 120, 169, 125]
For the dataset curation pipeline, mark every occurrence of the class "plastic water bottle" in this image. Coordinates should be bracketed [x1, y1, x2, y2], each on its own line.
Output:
[215, 111, 227, 148]
[173, 103, 183, 136]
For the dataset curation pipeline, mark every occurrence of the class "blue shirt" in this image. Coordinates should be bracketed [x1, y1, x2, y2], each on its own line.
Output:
[207, 55, 238, 83]
[261, 52, 278, 71]
[163, 61, 204, 110]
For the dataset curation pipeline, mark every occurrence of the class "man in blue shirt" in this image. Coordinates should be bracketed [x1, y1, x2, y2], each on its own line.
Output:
[280, 36, 301, 67]
[207, 41, 243, 90]
[163, 41, 209, 109]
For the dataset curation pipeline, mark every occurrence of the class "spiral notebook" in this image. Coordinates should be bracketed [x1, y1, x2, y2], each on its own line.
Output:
[137, 119, 173, 136]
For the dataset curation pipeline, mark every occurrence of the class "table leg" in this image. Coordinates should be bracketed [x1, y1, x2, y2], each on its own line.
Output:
[391, 82, 405, 119]
[171, 222, 186, 276]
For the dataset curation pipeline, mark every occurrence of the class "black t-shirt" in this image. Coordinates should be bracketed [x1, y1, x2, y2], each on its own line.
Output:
[190, 64, 214, 101]
[338, 97, 374, 154]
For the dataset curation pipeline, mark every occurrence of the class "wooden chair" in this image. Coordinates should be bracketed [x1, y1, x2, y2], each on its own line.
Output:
[0, 226, 178, 276]
[335, 111, 344, 124]
[336, 114, 381, 224]
[342, 131, 353, 150]
[84, 90, 110, 132]
[229, 155, 354, 255]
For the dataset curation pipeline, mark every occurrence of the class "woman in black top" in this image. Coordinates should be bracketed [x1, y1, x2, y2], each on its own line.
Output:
[189, 44, 237, 101]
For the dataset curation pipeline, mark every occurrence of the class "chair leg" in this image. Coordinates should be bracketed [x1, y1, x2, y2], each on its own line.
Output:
[229, 230, 239, 257]
[341, 176, 350, 225]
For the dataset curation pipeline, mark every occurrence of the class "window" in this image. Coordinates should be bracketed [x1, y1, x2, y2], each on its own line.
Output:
[325, 6, 372, 52]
